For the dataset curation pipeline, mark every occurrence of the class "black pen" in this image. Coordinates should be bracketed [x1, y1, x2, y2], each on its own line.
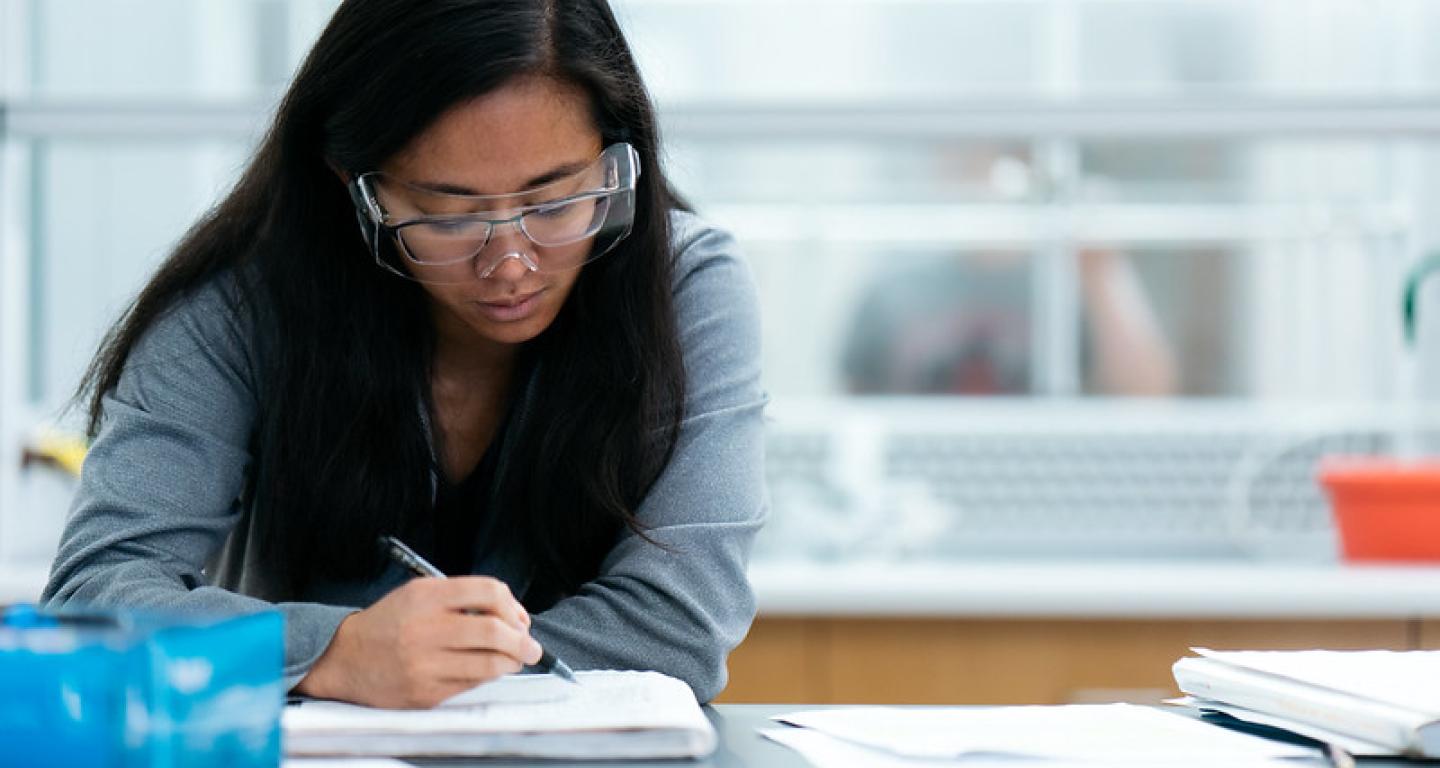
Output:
[380, 535, 579, 685]
[1322, 743, 1356, 768]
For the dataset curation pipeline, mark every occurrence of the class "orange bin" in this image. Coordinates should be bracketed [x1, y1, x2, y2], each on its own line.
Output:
[1319, 458, 1440, 562]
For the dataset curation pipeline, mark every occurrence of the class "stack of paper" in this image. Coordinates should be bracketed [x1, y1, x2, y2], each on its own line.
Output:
[763, 703, 1317, 766]
[284, 670, 716, 760]
[1173, 648, 1440, 758]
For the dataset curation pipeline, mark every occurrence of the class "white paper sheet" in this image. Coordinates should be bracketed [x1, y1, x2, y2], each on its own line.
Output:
[762, 727, 988, 768]
[760, 726, 1318, 768]
[773, 704, 1318, 764]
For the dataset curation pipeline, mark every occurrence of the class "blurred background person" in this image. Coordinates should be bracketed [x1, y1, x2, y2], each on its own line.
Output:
[843, 247, 1177, 396]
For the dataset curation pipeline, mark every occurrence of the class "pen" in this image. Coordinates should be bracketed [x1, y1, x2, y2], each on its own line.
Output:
[1322, 742, 1355, 768]
[380, 535, 579, 685]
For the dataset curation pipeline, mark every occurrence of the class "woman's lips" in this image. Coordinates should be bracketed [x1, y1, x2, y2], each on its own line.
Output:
[474, 289, 544, 322]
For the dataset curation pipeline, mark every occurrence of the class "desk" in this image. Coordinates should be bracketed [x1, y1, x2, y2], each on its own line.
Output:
[406, 704, 1414, 767]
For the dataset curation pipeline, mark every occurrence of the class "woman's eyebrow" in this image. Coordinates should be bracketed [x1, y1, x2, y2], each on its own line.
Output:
[410, 159, 592, 196]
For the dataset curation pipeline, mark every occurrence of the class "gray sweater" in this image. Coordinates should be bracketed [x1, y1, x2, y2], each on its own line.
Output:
[42, 212, 767, 703]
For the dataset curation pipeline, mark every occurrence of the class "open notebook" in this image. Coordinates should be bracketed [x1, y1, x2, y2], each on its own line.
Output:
[1173, 648, 1440, 758]
[283, 670, 716, 760]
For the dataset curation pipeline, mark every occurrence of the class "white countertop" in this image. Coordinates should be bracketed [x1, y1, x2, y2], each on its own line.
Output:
[748, 560, 1440, 618]
[8, 560, 1440, 619]
[0, 564, 48, 604]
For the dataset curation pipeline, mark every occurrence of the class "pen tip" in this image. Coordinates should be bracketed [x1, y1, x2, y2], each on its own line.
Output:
[537, 648, 579, 684]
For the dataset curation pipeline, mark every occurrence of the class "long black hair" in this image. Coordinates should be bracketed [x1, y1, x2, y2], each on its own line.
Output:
[77, 0, 687, 601]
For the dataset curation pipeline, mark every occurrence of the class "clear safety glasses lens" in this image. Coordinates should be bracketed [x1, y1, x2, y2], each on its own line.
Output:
[349, 143, 640, 284]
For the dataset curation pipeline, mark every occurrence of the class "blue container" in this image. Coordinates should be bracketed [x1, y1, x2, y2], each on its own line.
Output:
[0, 604, 283, 767]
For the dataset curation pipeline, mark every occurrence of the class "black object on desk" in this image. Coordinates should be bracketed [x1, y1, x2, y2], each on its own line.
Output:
[380, 535, 578, 684]
[1198, 710, 1356, 768]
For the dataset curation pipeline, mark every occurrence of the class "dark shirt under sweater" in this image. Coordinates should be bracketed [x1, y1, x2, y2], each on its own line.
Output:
[423, 400, 515, 577]
[430, 448, 500, 576]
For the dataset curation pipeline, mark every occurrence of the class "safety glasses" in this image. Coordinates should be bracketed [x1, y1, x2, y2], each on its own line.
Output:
[348, 143, 640, 283]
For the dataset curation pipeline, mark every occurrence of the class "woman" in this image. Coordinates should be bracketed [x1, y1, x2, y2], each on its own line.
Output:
[42, 0, 766, 708]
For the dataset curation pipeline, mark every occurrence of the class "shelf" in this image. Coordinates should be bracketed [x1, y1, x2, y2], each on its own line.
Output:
[8, 96, 1440, 140]
[708, 202, 1413, 247]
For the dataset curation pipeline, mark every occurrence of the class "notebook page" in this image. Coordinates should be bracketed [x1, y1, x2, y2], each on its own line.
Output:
[438, 672, 576, 707]
[1195, 649, 1440, 715]
[1175, 656, 1424, 751]
[285, 670, 709, 736]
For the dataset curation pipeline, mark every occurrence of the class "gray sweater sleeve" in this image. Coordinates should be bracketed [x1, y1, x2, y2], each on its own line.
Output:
[40, 279, 356, 689]
[528, 217, 768, 703]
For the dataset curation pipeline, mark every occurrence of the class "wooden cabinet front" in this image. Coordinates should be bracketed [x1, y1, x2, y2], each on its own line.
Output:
[718, 617, 1413, 704]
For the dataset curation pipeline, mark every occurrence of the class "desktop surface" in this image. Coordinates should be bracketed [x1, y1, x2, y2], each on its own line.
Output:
[404, 704, 1418, 768]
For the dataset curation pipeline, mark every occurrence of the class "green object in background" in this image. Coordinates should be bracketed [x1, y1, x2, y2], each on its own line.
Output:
[1403, 252, 1440, 348]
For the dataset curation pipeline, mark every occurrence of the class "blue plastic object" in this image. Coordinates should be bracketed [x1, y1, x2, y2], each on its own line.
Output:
[0, 604, 283, 767]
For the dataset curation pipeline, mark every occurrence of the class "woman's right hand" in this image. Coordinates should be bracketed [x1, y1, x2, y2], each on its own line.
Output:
[294, 576, 543, 708]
